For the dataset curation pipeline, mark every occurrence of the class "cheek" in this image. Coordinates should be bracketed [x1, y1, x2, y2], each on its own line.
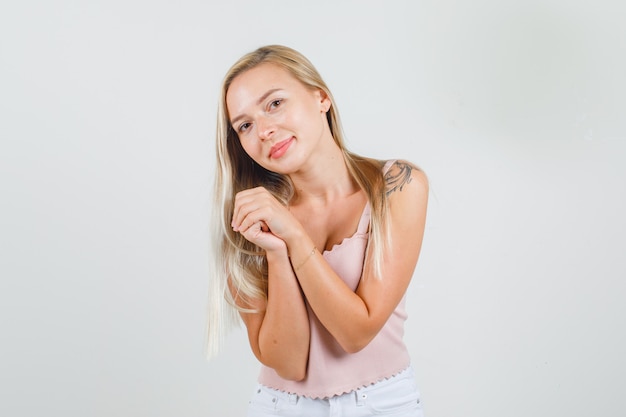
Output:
[239, 136, 261, 159]
[286, 106, 315, 133]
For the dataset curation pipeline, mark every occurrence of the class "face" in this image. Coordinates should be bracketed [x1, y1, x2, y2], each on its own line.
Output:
[226, 63, 331, 173]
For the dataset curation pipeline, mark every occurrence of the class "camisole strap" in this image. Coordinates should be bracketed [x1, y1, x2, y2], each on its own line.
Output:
[356, 203, 371, 234]
[382, 159, 397, 175]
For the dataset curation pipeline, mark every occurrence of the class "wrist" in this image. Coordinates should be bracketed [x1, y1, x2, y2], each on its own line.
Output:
[265, 244, 289, 262]
[283, 225, 308, 248]
[285, 232, 316, 265]
[293, 246, 317, 271]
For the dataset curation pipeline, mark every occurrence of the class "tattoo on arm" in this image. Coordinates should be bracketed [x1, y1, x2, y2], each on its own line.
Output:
[384, 161, 413, 196]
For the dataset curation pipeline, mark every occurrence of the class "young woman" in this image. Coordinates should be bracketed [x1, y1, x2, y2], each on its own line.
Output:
[208, 45, 429, 417]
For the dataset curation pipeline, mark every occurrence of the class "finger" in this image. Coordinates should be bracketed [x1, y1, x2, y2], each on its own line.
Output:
[232, 200, 258, 231]
[232, 188, 282, 231]
[237, 208, 264, 234]
[232, 189, 267, 228]
[240, 221, 264, 242]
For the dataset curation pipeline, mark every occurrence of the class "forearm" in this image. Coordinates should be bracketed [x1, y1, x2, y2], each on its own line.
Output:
[286, 234, 374, 353]
[257, 249, 310, 380]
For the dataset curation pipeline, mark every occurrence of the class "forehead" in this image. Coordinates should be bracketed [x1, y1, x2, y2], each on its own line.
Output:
[226, 63, 303, 112]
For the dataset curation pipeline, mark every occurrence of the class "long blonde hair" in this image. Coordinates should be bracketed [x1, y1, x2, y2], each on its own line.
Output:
[207, 45, 390, 358]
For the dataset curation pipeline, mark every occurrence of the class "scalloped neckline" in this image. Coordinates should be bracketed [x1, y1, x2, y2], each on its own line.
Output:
[322, 203, 369, 255]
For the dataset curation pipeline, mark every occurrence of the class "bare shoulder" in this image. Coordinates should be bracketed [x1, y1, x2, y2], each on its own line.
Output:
[384, 159, 428, 199]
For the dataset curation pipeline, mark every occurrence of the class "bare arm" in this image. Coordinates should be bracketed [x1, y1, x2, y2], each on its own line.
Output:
[229, 231, 310, 380]
[283, 162, 428, 353]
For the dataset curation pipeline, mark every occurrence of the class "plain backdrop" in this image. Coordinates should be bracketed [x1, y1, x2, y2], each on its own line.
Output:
[1, 1, 625, 416]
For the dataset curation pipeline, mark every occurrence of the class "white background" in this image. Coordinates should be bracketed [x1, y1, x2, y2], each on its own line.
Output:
[1, 1, 625, 416]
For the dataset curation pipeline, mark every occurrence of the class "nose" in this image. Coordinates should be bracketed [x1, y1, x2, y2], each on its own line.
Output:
[257, 116, 275, 141]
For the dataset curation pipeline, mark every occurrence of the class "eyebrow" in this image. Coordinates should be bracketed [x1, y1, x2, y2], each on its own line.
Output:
[230, 88, 282, 127]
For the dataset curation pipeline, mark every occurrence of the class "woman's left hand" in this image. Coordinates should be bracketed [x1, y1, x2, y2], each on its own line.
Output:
[232, 186, 302, 250]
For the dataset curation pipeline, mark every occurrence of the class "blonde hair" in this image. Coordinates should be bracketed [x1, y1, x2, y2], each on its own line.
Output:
[207, 45, 390, 358]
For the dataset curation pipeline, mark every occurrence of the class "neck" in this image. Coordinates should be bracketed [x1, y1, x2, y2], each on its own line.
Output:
[289, 144, 358, 206]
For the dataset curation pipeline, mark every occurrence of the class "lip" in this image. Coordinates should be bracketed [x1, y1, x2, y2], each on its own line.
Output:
[269, 137, 294, 159]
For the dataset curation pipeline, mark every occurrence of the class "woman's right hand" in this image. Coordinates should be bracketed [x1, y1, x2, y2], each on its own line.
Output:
[232, 186, 303, 251]
[237, 219, 288, 254]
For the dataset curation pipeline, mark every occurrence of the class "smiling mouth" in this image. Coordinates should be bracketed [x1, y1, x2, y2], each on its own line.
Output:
[269, 137, 294, 159]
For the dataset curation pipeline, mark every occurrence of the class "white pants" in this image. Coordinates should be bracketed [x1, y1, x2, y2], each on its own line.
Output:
[246, 366, 423, 417]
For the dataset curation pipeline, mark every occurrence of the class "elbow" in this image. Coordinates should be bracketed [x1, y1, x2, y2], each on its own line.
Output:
[339, 333, 376, 354]
[276, 366, 307, 382]
[261, 354, 308, 381]
[342, 342, 368, 354]
[338, 322, 382, 353]
[336, 315, 385, 354]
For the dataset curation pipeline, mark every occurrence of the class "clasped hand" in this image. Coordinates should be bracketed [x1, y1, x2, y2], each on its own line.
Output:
[231, 187, 300, 252]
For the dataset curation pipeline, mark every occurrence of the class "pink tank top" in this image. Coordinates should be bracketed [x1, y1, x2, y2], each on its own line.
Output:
[258, 160, 411, 398]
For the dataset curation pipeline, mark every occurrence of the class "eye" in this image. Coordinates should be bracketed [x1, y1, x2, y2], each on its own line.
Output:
[238, 122, 251, 133]
[269, 99, 282, 110]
